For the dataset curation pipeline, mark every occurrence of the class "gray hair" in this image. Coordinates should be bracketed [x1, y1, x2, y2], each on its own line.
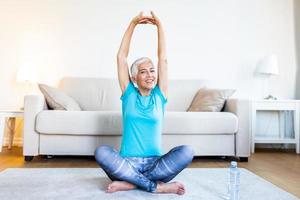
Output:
[130, 57, 153, 78]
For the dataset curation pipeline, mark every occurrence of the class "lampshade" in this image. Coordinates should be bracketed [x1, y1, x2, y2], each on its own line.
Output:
[256, 55, 279, 75]
[16, 65, 38, 83]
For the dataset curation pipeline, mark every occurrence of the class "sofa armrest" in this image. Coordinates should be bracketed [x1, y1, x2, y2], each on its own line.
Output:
[23, 95, 47, 156]
[224, 98, 251, 157]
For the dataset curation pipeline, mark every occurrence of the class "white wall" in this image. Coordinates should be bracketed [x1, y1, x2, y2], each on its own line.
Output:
[0, 0, 298, 110]
[295, 0, 300, 98]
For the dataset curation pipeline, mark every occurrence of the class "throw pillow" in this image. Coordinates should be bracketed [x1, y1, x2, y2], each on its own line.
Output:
[38, 83, 82, 111]
[187, 88, 235, 112]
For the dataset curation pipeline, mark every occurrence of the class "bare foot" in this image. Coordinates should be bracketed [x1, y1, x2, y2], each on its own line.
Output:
[106, 181, 136, 193]
[156, 181, 185, 195]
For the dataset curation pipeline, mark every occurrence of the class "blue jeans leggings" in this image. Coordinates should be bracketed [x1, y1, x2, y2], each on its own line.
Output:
[94, 145, 194, 192]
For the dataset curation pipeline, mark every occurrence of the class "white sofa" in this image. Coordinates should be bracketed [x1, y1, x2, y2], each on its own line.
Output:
[23, 77, 251, 161]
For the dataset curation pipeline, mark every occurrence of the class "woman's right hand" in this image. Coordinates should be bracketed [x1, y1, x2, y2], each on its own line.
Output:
[131, 12, 154, 26]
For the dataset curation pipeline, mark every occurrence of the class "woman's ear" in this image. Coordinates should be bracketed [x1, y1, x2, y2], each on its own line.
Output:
[131, 76, 136, 84]
[131, 77, 138, 88]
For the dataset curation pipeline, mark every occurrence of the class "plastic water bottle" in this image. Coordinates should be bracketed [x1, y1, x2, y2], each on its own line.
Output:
[227, 161, 240, 200]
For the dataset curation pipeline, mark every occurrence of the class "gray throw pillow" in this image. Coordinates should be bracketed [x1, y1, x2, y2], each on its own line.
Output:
[187, 88, 235, 112]
[38, 84, 82, 111]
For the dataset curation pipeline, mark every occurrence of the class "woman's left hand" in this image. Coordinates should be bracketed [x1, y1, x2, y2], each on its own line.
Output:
[150, 11, 161, 27]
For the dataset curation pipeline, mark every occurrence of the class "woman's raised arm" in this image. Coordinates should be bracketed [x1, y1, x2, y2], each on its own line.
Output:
[117, 12, 153, 93]
[151, 11, 168, 99]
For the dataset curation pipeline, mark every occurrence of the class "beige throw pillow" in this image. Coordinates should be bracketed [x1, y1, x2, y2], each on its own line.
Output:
[187, 88, 235, 112]
[38, 84, 82, 111]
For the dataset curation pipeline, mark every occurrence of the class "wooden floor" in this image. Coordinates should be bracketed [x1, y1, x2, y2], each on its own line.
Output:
[0, 147, 300, 198]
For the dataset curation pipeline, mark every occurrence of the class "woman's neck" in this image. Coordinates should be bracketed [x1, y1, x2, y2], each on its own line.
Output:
[138, 88, 152, 96]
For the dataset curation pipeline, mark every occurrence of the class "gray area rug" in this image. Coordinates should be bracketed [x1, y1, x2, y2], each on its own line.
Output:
[0, 168, 298, 200]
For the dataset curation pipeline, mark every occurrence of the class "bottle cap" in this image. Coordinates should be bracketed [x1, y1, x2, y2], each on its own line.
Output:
[231, 161, 237, 167]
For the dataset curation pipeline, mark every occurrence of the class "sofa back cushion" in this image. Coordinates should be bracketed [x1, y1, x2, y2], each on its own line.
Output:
[60, 77, 122, 111]
[60, 77, 208, 111]
[166, 79, 208, 111]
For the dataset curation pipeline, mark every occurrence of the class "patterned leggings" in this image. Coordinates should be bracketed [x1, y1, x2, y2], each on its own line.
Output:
[94, 145, 194, 192]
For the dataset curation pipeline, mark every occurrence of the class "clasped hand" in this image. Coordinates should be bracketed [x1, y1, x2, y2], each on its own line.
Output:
[131, 11, 160, 26]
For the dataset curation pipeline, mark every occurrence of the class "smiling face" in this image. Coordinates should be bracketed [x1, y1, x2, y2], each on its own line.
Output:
[133, 59, 157, 92]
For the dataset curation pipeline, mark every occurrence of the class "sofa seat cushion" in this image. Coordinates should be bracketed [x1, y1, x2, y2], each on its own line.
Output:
[36, 111, 123, 136]
[163, 111, 238, 134]
[36, 111, 238, 136]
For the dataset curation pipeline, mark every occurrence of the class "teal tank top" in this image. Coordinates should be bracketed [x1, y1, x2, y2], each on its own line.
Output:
[120, 82, 167, 157]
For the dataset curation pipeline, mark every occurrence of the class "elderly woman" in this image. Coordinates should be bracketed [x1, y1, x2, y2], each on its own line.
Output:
[94, 11, 194, 195]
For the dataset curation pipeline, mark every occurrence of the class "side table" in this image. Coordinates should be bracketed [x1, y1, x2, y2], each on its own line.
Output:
[0, 110, 24, 152]
[251, 100, 300, 154]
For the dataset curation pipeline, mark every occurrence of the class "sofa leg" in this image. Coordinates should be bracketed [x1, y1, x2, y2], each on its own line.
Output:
[24, 156, 34, 162]
[44, 155, 54, 159]
[239, 157, 248, 162]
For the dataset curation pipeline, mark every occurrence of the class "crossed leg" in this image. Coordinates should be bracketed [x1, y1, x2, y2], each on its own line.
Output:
[94, 145, 157, 192]
[94, 145, 194, 194]
[143, 145, 194, 194]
